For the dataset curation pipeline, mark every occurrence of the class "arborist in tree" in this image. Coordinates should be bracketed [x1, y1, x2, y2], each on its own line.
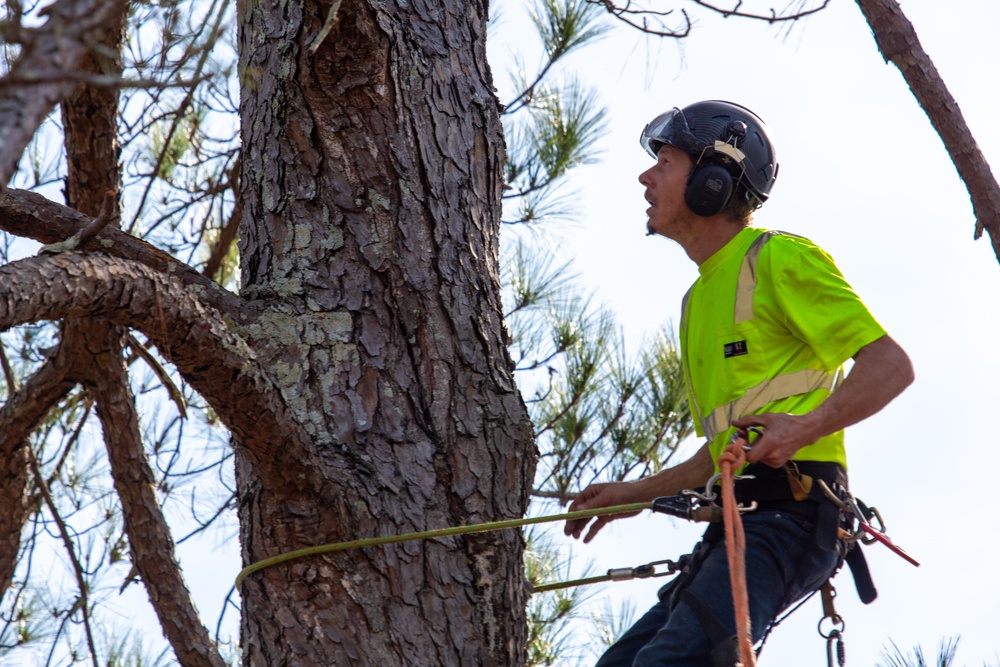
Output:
[563, 100, 915, 666]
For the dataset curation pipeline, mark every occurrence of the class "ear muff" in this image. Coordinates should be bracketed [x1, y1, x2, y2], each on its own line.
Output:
[685, 163, 735, 217]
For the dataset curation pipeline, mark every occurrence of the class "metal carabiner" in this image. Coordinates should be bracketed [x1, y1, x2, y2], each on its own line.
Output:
[817, 480, 921, 567]
[681, 472, 723, 503]
[826, 629, 846, 667]
[680, 472, 757, 515]
[731, 425, 765, 450]
[680, 471, 757, 504]
[607, 558, 680, 582]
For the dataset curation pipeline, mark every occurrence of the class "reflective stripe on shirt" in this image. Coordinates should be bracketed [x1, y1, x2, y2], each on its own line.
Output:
[683, 231, 840, 441]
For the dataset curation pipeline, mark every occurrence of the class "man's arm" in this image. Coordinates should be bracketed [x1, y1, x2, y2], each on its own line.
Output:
[734, 334, 914, 468]
[563, 443, 715, 544]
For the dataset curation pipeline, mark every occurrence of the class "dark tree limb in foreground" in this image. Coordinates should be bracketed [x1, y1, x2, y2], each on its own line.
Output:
[856, 0, 1000, 262]
[0, 189, 251, 320]
[53, 11, 227, 662]
[86, 327, 226, 667]
[0, 253, 317, 485]
[0, 0, 132, 187]
[0, 360, 75, 597]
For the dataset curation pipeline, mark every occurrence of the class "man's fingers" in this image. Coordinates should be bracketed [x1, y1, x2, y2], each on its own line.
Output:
[583, 516, 611, 544]
[564, 517, 591, 538]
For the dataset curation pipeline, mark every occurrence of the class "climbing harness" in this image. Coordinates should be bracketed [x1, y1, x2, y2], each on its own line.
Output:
[665, 427, 918, 666]
[235, 424, 917, 667]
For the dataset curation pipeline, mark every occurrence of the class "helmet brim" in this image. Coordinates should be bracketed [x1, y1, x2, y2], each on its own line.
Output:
[639, 108, 705, 158]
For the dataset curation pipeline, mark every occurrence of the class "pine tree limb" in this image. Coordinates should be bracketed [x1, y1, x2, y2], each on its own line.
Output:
[855, 0, 1000, 261]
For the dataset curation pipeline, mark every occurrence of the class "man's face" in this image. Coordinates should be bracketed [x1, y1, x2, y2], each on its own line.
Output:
[638, 145, 695, 238]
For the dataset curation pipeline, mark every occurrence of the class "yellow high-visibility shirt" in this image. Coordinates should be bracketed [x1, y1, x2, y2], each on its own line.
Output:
[680, 227, 887, 471]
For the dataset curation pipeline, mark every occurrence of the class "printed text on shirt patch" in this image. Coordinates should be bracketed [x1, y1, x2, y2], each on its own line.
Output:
[724, 340, 748, 358]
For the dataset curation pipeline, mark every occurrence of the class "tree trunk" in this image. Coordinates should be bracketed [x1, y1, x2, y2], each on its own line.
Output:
[235, 0, 536, 664]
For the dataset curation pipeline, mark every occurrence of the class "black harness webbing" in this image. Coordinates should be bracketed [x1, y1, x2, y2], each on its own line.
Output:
[723, 460, 878, 605]
[681, 588, 740, 667]
[845, 545, 877, 604]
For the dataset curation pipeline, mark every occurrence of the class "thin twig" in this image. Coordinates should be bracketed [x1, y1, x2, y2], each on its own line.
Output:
[125, 333, 187, 418]
[689, 0, 829, 22]
[38, 190, 116, 254]
[308, 0, 343, 54]
[26, 449, 100, 667]
[0, 342, 15, 390]
[0, 70, 208, 90]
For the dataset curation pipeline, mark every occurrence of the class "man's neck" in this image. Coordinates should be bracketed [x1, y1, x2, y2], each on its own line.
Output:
[681, 218, 747, 266]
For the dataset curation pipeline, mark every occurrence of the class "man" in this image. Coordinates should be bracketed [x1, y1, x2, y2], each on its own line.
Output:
[563, 100, 914, 666]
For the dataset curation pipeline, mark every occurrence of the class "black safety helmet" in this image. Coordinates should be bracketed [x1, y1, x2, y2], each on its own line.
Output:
[640, 100, 779, 208]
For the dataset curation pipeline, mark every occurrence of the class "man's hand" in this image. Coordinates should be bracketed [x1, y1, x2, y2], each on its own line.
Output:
[732, 412, 817, 468]
[563, 482, 642, 544]
[563, 444, 714, 544]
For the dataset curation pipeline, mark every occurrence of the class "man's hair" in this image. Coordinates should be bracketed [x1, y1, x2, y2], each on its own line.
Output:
[724, 194, 756, 226]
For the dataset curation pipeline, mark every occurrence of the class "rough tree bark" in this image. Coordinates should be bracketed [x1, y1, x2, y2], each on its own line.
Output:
[856, 0, 1000, 262]
[0, 0, 535, 664]
[234, 0, 536, 663]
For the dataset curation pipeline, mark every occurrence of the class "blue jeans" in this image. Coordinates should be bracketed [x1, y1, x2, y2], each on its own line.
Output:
[595, 510, 839, 667]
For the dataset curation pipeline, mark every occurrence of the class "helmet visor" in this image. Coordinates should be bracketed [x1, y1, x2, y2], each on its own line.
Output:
[639, 108, 704, 157]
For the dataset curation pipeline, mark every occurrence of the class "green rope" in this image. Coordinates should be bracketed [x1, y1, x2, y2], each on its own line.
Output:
[531, 574, 620, 594]
[235, 501, 653, 589]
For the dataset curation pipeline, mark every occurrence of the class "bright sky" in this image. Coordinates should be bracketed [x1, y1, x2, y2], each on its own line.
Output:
[490, 0, 1000, 664]
[8, 2, 996, 665]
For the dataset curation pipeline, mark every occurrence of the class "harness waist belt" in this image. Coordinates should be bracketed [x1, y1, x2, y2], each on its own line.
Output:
[731, 461, 847, 506]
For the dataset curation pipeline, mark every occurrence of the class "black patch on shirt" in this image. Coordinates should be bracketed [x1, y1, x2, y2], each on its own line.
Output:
[723, 340, 748, 358]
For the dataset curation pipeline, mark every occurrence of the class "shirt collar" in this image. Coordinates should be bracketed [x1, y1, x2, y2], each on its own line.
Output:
[698, 227, 766, 279]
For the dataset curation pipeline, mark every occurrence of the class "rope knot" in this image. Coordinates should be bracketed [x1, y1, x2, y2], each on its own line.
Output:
[718, 441, 747, 470]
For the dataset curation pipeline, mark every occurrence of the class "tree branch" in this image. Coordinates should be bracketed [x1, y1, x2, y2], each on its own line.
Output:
[38, 190, 116, 254]
[854, 0, 1000, 262]
[587, 1, 692, 38]
[0, 188, 253, 321]
[201, 163, 242, 282]
[0, 358, 75, 602]
[688, 0, 829, 21]
[0, 252, 318, 488]
[0, 0, 132, 188]
[80, 326, 226, 667]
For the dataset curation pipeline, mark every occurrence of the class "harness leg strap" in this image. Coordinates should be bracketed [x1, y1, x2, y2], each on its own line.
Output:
[680, 589, 740, 667]
[845, 545, 878, 604]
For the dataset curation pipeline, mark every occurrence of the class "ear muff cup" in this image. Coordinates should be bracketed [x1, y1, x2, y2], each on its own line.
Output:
[685, 163, 735, 217]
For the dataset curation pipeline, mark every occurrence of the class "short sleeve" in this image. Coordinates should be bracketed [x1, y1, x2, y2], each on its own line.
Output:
[769, 241, 886, 371]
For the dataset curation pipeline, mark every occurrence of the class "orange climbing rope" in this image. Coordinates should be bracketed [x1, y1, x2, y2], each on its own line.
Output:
[718, 436, 756, 667]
